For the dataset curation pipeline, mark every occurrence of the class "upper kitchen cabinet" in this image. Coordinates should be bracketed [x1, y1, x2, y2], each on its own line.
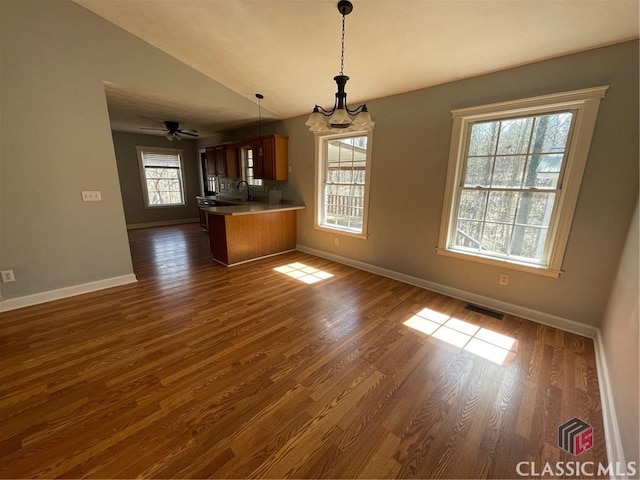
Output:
[205, 146, 225, 176]
[251, 134, 288, 181]
[205, 145, 240, 178]
[225, 145, 240, 179]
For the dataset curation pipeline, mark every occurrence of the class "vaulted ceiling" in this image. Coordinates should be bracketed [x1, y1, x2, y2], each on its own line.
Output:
[75, 0, 639, 139]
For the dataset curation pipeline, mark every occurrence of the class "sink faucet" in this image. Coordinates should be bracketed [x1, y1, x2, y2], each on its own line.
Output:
[236, 180, 253, 201]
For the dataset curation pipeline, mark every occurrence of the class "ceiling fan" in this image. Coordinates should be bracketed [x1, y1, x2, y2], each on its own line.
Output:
[141, 120, 198, 141]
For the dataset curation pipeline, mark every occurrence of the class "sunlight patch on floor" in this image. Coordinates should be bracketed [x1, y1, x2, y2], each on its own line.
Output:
[274, 262, 334, 284]
[403, 307, 516, 365]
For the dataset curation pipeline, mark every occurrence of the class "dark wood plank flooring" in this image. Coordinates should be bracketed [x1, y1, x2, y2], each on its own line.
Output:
[0, 223, 607, 478]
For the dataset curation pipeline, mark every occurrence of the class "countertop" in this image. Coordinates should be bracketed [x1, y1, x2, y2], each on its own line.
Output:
[201, 201, 305, 216]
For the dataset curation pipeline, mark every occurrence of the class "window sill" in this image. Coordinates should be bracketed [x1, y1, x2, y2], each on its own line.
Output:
[314, 224, 369, 240]
[436, 247, 562, 278]
[144, 203, 187, 209]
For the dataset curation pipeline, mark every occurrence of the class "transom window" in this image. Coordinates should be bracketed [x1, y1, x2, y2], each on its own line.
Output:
[315, 131, 373, 238]
[136, 146, 186, 207]
[438, 86, 608, 277]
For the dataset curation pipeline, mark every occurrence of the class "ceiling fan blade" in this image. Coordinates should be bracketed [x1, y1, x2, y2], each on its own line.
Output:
[140, 127, 167, 131]
[177, 130, 198, 137]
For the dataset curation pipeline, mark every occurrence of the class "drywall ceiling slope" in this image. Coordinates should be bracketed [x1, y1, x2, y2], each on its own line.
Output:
[76, 0, 639, 122]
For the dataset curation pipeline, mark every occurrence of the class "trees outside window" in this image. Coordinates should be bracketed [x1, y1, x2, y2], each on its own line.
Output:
[136, 146, 186, 207]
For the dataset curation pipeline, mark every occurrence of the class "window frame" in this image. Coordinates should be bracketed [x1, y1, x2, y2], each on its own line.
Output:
[136, 146, 187, 209]
[240, 145, 264, 189]
[437, 86, 608, 277]
[314, 129, 374, 239]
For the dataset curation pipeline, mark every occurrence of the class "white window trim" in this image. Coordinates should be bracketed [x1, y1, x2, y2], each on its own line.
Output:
[437, 85, 608, 278]
[136, 145, 187, 209]
[314, 130, 373, 239]
[240, 146, 265, 190]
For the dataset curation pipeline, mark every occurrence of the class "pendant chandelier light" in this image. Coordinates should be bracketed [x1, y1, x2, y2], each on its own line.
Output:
[255, 93, 264, 157]
[305, 0, 374, 133]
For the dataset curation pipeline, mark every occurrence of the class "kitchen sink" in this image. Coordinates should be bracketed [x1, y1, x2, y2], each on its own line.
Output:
[206, 200, 236, 207]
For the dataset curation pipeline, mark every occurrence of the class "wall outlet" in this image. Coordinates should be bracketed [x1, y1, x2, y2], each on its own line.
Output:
[334, 237, 340, 246]
[81, 191, 102, 202]
[1, 270, 15, 283]
[499, 273, 510, 286]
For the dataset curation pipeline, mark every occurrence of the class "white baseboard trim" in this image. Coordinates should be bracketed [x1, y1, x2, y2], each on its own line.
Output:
[296, 244, 598, 339]
[594, 331, 628, 479]
[0, 274, 138, 313]
[126, 218, 199, 230]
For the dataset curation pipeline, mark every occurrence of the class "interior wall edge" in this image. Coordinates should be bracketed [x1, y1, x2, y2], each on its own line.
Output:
[296, 244, 599, 339]
[0, 274, 138, 314]
[594, 330, 628, 479]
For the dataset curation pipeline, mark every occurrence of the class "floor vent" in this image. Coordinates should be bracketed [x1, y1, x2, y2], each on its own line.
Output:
[465, 304, 504, 319]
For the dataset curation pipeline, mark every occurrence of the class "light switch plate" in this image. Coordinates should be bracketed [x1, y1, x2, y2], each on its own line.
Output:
[1, 270, 15, 283]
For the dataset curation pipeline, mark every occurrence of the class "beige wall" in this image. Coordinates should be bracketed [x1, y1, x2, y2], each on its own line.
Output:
[0, 0, 258, 300]
[280, 40, 639, 327]
[601, 199, 639, 465]
[112, 132, 200, 226]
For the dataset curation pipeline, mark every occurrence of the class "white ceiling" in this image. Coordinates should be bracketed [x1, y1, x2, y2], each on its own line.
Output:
[77, 0, 639, 139]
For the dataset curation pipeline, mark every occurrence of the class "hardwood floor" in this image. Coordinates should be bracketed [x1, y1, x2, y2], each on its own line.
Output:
[0, 223, 607, 478]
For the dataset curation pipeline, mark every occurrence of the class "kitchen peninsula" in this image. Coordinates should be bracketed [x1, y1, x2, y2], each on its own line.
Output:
[203, 202, 305, 266]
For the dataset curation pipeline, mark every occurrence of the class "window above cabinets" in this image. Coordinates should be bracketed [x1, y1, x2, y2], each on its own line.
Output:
[437, 86, 608, 277]
[240, 146, 263, 188]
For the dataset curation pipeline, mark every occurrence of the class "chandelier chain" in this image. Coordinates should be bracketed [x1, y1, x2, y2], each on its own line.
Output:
[340, 12, 345, 75]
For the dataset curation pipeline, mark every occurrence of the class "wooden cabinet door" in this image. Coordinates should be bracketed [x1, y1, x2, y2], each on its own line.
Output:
[251, 140, 265, 179]
[205, 147, 217, 176]
[272, 135, 288, 181]
[261, 136, 276, 180]
[252, 137, 276, 180]
[214, 146, 227, 177]
[225, 146, 240, 179]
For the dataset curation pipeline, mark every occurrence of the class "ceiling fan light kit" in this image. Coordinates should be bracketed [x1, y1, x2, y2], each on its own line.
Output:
[305, 0, 374, 133]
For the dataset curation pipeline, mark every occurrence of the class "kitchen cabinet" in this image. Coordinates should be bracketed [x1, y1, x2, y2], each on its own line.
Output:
[225, 145, 240, 179]
[207, 208, 298, 266]
[206, 134, 287, 180]
[205, 145, 240, 178]
[205, 146, 226, 176]
[214, 146, 227, 177]
[251, 134, 288, 180]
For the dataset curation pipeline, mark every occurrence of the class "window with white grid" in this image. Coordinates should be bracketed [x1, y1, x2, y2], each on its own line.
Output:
[438, 86, 607, 277]
[241, 146, 263, 187]
[136, 146, 186, 207]
[315, 131, 373, 238]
